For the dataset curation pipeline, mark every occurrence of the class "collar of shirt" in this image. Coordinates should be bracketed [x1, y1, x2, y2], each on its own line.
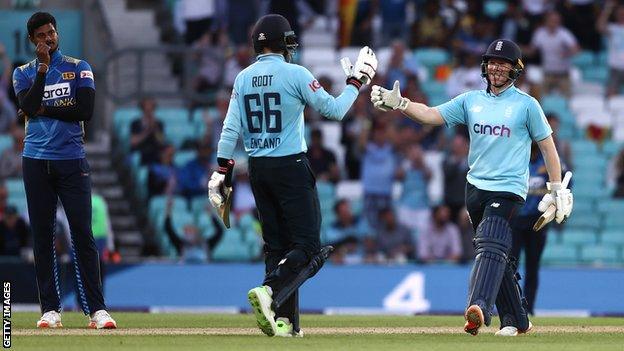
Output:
[256, 53, 285, 62]
[486, 84, 516, 98]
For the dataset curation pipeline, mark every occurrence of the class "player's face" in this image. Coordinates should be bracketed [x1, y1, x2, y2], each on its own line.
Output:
[486, 59, 513, 87]
[30, 23, 58, 53]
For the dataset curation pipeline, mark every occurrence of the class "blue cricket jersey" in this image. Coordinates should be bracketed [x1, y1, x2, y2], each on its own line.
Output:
[12, 50, 95, 160]
[519, 154, 548, 216]
[436, 86, 552, 199]
[217, 54, 359, 159]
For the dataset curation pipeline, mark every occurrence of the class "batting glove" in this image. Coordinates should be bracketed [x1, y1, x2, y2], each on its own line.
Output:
[208, 172, 225, 208]
[341, 46, 378, 89]
[371, 80, 410, 112]
[538, 176, 574, 224]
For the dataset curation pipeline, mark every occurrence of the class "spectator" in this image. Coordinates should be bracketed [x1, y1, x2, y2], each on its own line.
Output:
[307, 129, 340, 183]
[0, 205, 29, 257]
[611, 148, 624, 197]
[341, 94, 372, 179]
[223, 45, 253, 88]
[559, 0, 600, 51]
[376, 207, 415, 263]
[0, 123, 25, 179]
[597, 1, 624, 97]
[361, 123, 400, 229]
[178, 141, 213, 200]
[192, 31, 227, 98]
[338, 0, 375, 47]
[383, 40, 422, 89]
[0, 182, 7, 218]
[498, 1, 534, 49]
[527, 11, 580, 97]
[130, 97, 165, 165]
[397, 145, 431, 236]
[164, 193, 223, 263]
[0, 43, 16, 133]
[179, 0, 219, 44]
[443, 134, 469, 223]
[457, 207, 475, 263]
[446, 53, 486, 98]
[207, 89, 230, 149]
[226, 0, 258, 45]
[325, 198, 368, 243]
[379, 0, 409, 43]
[147, 144, 177, 198]
[417, 205, 462, 263]
[325, 199, 369, 265]
[546, 113, 572, 170]
[232, 169, 256, 218]
[411, 0, 448, 48]
[453, 18, 495, 57]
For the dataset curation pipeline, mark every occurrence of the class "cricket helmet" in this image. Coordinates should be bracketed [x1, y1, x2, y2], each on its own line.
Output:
[481, 39, 524, 80]
[252, 14, 298, 62]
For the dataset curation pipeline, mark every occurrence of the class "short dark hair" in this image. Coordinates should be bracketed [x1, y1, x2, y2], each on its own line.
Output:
[27, 12, 57, 37]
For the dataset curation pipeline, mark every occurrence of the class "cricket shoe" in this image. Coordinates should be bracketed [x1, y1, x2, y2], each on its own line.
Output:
[248, 286, 277, 336]
[88, 310, 117, 329]
[495, 321, 533, 336]
[464, 304, 485, 336]
[275, 318, 304, 338]
[36, 311, 63, 328]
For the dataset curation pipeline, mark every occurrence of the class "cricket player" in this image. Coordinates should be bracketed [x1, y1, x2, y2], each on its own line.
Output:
[209, 14, 377, 337]
[13, 12, 116, 329]
[371, 39, 573, 336]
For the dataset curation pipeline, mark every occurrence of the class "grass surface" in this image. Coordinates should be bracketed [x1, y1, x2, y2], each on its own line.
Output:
[9, 312, 624, 351]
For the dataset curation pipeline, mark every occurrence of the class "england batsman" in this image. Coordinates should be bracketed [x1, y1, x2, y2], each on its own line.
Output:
[13, 12, 116, 329]
[209, 14, 377, 337]
[371, 39, 573, 336]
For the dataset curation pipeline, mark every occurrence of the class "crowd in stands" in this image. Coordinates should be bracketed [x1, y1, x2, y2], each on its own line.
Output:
[3, 1, 624, 266]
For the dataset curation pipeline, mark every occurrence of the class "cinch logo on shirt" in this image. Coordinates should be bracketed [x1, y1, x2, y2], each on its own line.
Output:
[473, 123, 511, 137]
[43, 82, 71, 101]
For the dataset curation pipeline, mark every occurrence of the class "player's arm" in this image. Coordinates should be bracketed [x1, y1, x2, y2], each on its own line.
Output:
[597, 0, 616, 34]
[42, 61, 95, 122]
[371, 81, 455, 126]
[299, 46, 377, 121]
[537, 136, 562, 183]
[14, 67, 46, 118]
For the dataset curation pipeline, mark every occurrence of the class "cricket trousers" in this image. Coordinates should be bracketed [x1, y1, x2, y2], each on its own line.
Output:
[248, 153, 321, 331]
[22, 157, 106, 315]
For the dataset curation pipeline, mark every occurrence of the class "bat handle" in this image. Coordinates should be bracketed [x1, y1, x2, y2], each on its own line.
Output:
[223, 159, 235, 188]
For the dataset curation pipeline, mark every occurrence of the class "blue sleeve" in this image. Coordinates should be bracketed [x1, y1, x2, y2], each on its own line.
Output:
[294, 66, 358, 121]
[76, 60, 95, 89]
[526, 97, 552, 141]
[12, 67, 30, 95]
[217, 87, 243, 159]
[435, 92, 468, 128]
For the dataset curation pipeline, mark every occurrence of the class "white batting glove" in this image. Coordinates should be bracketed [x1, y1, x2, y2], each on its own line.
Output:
[371, 80, 410, 112]
[538, 173, 574, 224]
[341, 46, 378, 87]
[208, 171, 225, 208]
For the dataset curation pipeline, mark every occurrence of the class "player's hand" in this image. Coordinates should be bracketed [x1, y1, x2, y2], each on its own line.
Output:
[371, 80, 410, 112]
[208, 171, 226, 208]
[538, 171, 574, 224]
[35, 42, 51, 66]
[341, 46, 377, 87]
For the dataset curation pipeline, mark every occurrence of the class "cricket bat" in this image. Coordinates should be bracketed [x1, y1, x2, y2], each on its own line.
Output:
[217, 161, 235, 229]
[533, 171, 572, 231]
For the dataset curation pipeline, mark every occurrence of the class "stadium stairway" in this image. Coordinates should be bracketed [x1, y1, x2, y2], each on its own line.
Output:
[86, 137, 144, 260]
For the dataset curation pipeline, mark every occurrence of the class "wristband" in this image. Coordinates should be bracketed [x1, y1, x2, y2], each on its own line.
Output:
[38, 63, 49, 72]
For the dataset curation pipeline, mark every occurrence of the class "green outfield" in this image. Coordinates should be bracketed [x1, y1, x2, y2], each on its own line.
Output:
[9, 312, 624, 350]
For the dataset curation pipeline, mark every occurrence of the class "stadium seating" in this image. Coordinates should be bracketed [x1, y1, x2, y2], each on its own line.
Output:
[541, 244, 579, 265]
[581, 244, 620, 265]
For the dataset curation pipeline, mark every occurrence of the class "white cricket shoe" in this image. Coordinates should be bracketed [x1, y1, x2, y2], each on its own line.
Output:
[88, 310, 117, 329]
[36, 311, 63, 328]
[275, 317, 304, 338]
[248, 286, 277, 336]
[495, 321, 533, 336]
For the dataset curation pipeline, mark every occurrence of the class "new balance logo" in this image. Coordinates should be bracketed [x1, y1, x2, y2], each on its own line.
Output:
[491, 202, 500, 208]
[473, 124, 511, 137]
[469, 105, 483, 113]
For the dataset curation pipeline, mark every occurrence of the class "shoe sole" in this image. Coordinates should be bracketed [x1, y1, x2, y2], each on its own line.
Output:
[37, 321, 63, 329]
[464, 305, 484, 336]
[88, 321, 117, 329]
[248, 289, 276, 337]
